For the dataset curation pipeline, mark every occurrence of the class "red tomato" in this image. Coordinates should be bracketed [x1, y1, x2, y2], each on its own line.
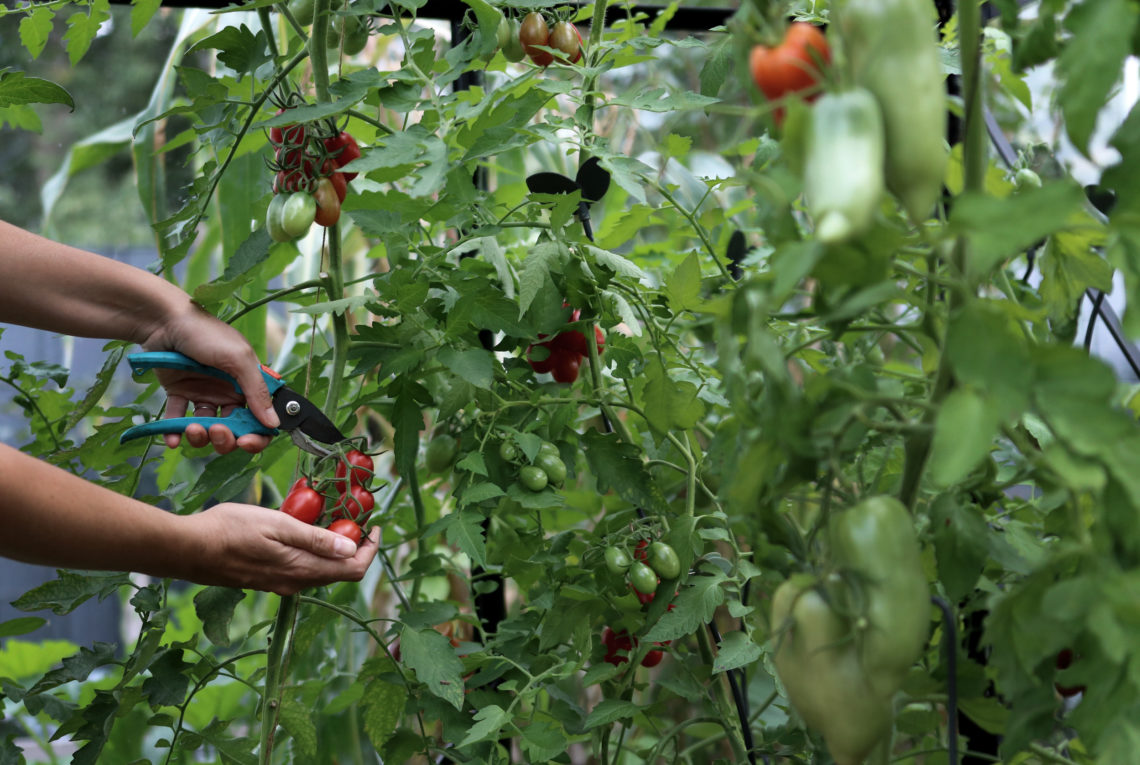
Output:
[289, 476, 312, 494]
[634, 539, 649, 562]
[324, 131, 361, 180]
[328, 518, 363, 545]
[519, 12, 553, 67]
[336, 449, 374, 488]
[748, 22, 830, 103]
[281, 486, 324, 524]
[274, 167, 314, 194]
[550, 352, 580, 383]
[526, 341, 556, 374]
[313, 177, 341, 227]
[641, 649, 664, 668]
[330, 171, 347, 202]
[334, 484, 375, 520]
[270, 108, 305, 146]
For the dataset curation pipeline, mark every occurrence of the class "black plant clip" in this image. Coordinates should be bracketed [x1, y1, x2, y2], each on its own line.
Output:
[525, 156, 611, 242]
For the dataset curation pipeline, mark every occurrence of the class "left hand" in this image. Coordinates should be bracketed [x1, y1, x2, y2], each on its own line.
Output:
[143, 301, 279, 455]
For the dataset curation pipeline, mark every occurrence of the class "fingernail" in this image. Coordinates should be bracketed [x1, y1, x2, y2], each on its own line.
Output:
[333, 537, 357, 557]
[265, 407, 280, 428]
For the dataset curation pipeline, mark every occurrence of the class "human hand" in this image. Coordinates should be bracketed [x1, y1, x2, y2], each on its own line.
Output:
[142, 301, 280, 454]
[181, 504, 379, 595]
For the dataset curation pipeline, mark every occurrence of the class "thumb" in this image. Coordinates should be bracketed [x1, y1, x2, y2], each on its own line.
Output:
[280, 519, 359, 559]
[231, 362, 280, 430]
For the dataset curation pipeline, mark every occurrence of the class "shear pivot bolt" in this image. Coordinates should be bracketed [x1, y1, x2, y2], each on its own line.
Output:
[285, 400, 301, 416]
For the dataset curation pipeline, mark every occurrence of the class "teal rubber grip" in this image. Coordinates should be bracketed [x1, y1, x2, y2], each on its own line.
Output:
[121, 410, 277, 443]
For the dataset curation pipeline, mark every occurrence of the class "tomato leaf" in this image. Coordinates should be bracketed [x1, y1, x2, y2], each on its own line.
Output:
[930, 494, 990, 603]
[928, 387, 1002, 489]
[18, 7, 54, 59]
[187, 25, 270, 77]
[584, 699, 638, 729]
[642, 571, 726, 643]
[641, 359, 705, 434]
[0, 617, 46, 639]
[458, 704, 511, 748]
[193, 587, 247, 647]
[438, 348, 494, 390]
[141, 649, 191, 709]
[712, 631, 762, 675]
[62, 0, 110, 66]
[664, 252, 703, 313]
[11, 571, 128, 616]
[399, 626, 465, 710]
[359, 659, 407, 752]
[445, 510, 488, 569]
[582, 431, 667, 512]
[277, 698, 318, 759]
[0, 69, 74, 110]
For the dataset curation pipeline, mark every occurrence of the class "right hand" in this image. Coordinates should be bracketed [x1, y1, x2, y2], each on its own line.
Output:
[180, 504, 379, 594]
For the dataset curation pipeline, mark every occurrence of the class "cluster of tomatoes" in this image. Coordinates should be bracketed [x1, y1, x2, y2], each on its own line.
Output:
[265, 105, 362, 243]
[601, 626, 667, 668]
[499, 437, 567, 493]
[495, 12, 582, 66]
[748, 22, 830, 124]
[605, 539, 681, 605]
[279, 448, 376, 544]
[526, 307, 605, 383]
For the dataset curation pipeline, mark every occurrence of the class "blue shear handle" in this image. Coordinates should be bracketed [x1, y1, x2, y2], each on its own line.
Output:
[120, 409, 278, 444]
[128, 351, 243, 391]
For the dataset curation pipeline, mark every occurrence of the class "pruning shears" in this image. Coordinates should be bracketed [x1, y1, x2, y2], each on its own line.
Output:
[119, 351, 347, 457]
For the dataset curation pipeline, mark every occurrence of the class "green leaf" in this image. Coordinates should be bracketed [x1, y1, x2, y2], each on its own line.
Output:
[187, 24, 269, 76]
[945, 300, 1032, 417]
[392, 380, 427, 480]
[360, 660, 407, 752]
[278, 698, 318, 759]
[582, 430, 667, 512]
[521, 717, 569, 763]
[193, 587, 247, 647]
[62, 0, 111, 65]
[947, 183, 1087, 278]
[0, 70, 74, 110]
[518, 241, 562, 317]
[456, 451, 487, 476]
[664, 252, 702, 312]
[459, 482, 502, 506]
[1057, 0, 1137, 153]
[18, 8, 54, 59]
[929, 387, 1002, 488]
[641, 359, 705, 434]
[584, 699, 638, 729]
[609, 87, 719, 113]
[930, 494, 990, 603]
[438, 347, 494, 389]
[446, 510, 488, 568]
[582, 244, 646, 281]
[11, 570, 128, 615]
[130, 0, 162, 36]
[0, 617, 46, 639]
[458, 704, 511, 747]
[712, 631, 762, 674]
[141, 649, 190, 709]
[400, 626, 465, 710]
[699, 36, 733, 98]
[643, 572, 726, 643]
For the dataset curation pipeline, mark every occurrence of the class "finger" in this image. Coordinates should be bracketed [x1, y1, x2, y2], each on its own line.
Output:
[226, 357, 280, 431]
[208, 424, 238, 455]
[184, 423, 210, 449]
[162, 395, 191, 449]
[236, 433, 273, 454]
[278, 517, 360, 559]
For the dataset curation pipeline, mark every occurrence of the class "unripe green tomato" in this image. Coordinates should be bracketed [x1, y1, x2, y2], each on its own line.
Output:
[499, 440, 518, 462]
[1014, 167, 1042, 189]
[281, 192, 316, 238]
[538, 441, 560, 459]
[629, 561, 658, 595]
[604, 546, 632, 575]
[496, 15, 512, 49]
[501, 18, 526, 62]
[535, 452, 567, 484]
[519, 465, 548, 492]
[647, 542, 681, 579]
[288, 0, 315, 26]
[425, 434, 458, 473]
[328, 14, 369, 55]
[266, 194, 292, 242]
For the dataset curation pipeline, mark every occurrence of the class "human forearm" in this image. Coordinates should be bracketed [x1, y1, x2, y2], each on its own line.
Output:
[0, 442, 197, 576]
[0, 220, 188, 344]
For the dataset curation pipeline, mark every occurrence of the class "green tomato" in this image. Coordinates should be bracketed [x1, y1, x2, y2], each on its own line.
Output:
[281, 192, 316, 238]
[288, 0, 315, 25]
[628, 561, 658, 595]
[499, 440, 518, 462]
[538, 441, 559, 459]
[501, 18, 526, 62]
[535, 452, 566, 485]
[496, 15, 512, 50]
[1014, 167, 1042, 189]
[604, 546, 632, 575]
[646, 542, 681, 580]
[519, 465, 548, 492]
[266, 194, 292, 243]
[425, 434, 458, 473]
[328, 14, 369, 55]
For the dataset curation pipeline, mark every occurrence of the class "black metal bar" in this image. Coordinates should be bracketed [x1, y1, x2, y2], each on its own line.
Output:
[111, 0, 735, 31]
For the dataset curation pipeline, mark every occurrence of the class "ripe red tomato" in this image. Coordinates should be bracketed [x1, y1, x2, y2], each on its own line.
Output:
[289, 476, 312, 494]
[550, 352, 580, 383]
[324, 131, 361, 180]
[1055, 648, 1086, 697]
[748, 22, 830, 103]
[281, 486, 324, 524]
[328, 518, 363, 545]
[329, 171, 347, 203]
[641, 649, 664, 668]
[519, 12, 553, 67]
[548, 21, 581, 64]
[526, 341, 556, 374]
[336, 449, 374, 488]
[270, 109, 306, 146]
[334, 484, 374, 520]
[313, 177, 341, 227]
